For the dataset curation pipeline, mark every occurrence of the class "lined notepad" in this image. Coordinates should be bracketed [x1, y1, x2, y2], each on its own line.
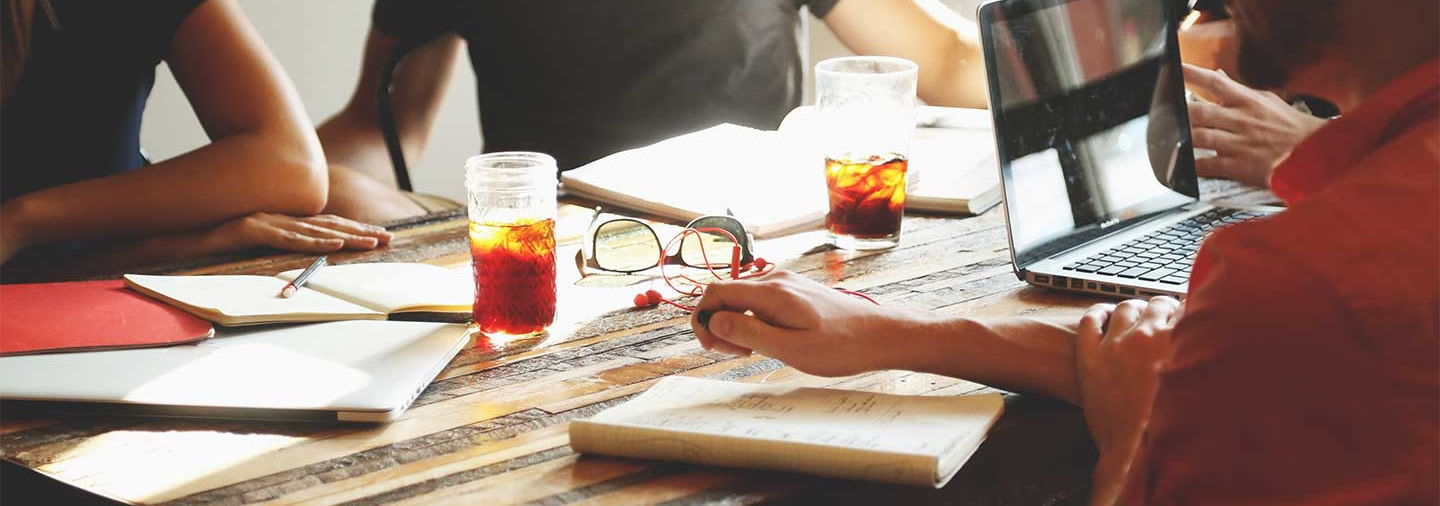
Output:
[570, 376, 1004, 487]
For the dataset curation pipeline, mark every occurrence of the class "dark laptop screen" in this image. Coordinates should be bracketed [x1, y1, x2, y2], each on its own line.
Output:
[980, 0, 1198, 266]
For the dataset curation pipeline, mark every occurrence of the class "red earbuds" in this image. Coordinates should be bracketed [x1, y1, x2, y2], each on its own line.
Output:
[633, 289, 665, 308]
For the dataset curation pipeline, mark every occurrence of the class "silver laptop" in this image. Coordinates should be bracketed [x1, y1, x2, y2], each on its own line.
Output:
[977, 0, 1279, 299]
[0, 321, 470, 423]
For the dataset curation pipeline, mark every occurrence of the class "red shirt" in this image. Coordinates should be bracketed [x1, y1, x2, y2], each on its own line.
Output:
[1130, 61, 1440, 504]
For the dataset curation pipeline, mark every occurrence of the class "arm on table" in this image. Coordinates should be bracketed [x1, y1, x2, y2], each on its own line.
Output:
[316, 30, 463, 223]
[1, 0, 327, 262]
[689, 270, 1084, 402]
[821, 0, 988, 109]
[689, 270, 1180, 506]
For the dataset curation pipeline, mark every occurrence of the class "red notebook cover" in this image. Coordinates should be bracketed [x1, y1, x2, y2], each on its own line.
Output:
[0, 280, 215, 356]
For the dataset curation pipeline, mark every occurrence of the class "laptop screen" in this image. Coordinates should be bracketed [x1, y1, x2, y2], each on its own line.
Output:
[980, 0, 1198, 267]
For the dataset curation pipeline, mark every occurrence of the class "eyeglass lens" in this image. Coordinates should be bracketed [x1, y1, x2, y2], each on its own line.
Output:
[593, 219, 662, 273]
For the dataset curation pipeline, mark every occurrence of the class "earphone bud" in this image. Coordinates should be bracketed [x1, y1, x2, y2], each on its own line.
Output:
[633, 289, 665, 308]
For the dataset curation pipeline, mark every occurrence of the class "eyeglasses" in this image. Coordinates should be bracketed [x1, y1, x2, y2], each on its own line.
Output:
[574, 207, 759, 278]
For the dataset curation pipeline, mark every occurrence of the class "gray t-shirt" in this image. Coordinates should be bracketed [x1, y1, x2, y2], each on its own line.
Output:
[374, 0, 840, 170]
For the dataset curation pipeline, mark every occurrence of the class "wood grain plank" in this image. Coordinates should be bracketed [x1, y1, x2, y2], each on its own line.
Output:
[564, 470, 745, 506]
[254, 425, 572, 506]
[166, 355, 773, 505]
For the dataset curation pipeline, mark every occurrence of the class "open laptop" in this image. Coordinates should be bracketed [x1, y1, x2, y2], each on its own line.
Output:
[977, 0, 1279, 299]
[0, 321, 470, 423]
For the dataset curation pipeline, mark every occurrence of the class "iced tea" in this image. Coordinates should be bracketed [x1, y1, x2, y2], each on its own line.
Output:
[825, 154, 908, 240]
[469, 218, 557, 336]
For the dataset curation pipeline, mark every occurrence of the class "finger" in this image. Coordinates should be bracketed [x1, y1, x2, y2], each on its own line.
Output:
[1187, 100, 1243, 132]
[1169, 302, 1187, 325]
[1077, 303, 1116, 352]
[707, 339, 754, 357]
[303, 215, 394, 245]
[1190, 127, 1246, 152]
[692, 311, 721, 349]
[1139, 296, 1182, 329]
[704, 310, 794, 356]
[1195, 155, 1256, 182]
[1182, 63, 1252, 106]
[1195, 155, 1231, 179]
[281, 220, 381, 250]
[255, 225, 346, 253]
[1107, 299, 1146, 339]
[696, 277, 812, 330]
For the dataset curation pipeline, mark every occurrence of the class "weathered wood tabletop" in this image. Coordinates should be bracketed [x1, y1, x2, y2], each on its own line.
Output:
[0, 180, 1277, 505]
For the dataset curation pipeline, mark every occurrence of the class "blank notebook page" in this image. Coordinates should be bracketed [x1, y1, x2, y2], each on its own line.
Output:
[124, 274, 382, 319]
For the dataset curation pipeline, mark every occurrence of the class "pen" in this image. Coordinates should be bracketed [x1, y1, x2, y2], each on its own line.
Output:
[279, 255, 328, 298]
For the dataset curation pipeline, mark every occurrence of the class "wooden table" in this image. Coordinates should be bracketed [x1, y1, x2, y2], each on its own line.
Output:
[0, 180, 1277, 505]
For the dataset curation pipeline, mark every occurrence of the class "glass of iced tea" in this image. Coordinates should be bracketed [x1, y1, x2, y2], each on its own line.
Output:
[465, 152, 558, 339]
[816, 56, 918, 250]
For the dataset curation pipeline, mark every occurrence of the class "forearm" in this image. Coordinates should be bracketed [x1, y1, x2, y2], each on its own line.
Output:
[317, 112, 398, 185]
[879, 309, 1081, 403]
[824, 0, 989, 109]
[316, 32, 463, 187]
[7, 131, 325, 247]
[912, 7, 987, 110]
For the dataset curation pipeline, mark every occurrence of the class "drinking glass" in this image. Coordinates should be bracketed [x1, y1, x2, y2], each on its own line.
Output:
[815, 56, 918, 250]
[465, 152, 558, 338]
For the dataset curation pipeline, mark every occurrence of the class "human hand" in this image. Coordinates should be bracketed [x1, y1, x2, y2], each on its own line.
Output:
[101, 212, 393, 268]
[1183, 64, 1328, 188]
[203, 212, 393, 253]
[1075, 297, 1179, 457]
[690, 270, 895, 377]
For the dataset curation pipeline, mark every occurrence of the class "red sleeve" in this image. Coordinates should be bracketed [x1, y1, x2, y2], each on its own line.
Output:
[1125, 230, 1434, 504]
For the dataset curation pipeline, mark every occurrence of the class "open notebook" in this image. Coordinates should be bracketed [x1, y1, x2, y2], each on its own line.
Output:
[561, 123, 826, 238]
[124, 263, 472, 326]
[570, 376, 1005, 488]
[561, 107, 1000, 239]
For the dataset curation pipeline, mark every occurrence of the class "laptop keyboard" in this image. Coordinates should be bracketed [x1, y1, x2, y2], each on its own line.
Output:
[1061, 208, 1266, 285]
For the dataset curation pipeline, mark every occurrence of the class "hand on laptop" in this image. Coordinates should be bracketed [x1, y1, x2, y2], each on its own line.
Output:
[690, 270, 897, 377]
[1183, 64, 1328, 188]
[1076, 297, 1180, 504]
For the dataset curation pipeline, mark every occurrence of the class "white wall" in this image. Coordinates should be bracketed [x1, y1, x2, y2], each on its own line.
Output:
[140, 0, 977, 203]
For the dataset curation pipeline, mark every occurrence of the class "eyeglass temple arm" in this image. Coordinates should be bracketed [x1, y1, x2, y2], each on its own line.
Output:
[723, 208, 757, 247]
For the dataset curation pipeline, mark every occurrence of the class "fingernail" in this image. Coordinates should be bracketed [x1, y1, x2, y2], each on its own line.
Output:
[709, 313, 731, 337]
[696, 309, 715, 329]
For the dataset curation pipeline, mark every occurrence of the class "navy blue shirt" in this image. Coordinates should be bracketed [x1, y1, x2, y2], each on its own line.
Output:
[2, 0, 204, 202]
[373, 0, 841, 170]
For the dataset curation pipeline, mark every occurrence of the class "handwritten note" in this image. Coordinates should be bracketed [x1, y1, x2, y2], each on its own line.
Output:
[571, 376, 1005, 487]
